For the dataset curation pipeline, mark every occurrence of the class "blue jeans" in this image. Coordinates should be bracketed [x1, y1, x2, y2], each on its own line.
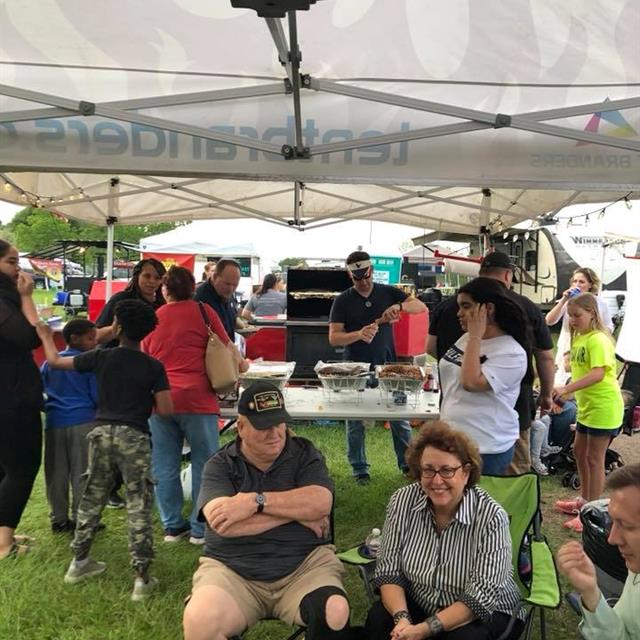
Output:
[481, 444, 516, 476]
[149, 413, 219, 539]
[548, 401, 577, 449]
[346, 420, 412, 476]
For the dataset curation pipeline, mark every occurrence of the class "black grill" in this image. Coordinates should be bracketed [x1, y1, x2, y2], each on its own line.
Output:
[285, 268, 351, 380]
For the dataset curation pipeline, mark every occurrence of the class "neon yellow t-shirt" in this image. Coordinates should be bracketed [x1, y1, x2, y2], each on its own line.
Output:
[570, 330, 623, 429]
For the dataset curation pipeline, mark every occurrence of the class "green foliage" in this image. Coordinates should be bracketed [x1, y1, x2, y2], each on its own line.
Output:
[6, 207, 182, 256]
[278, 257, 308, 270]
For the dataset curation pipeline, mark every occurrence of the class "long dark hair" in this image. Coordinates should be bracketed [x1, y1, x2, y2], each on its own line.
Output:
[257, 273, 278, 296]
[457, 277, 531, 356]
[0, 239, 20, 307]
[123, 258, 166, 307]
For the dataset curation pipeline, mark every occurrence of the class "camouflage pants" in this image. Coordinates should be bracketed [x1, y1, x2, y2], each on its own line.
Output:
[72, 424, 154, 574]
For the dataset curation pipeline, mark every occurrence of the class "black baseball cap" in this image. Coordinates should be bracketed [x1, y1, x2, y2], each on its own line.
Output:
[238, 381, 291, 430]
[480, 251, 515, 271]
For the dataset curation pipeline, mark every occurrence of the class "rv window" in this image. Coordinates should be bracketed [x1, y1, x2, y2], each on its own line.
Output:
[525, 250, 537, 271]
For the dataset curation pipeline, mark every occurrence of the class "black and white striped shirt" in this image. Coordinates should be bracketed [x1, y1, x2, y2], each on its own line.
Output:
[374, 483, 522, 622]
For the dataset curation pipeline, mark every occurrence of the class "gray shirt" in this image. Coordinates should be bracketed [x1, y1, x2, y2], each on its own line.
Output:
[245, 289, 287, 316]
[197, 435, 333, 581]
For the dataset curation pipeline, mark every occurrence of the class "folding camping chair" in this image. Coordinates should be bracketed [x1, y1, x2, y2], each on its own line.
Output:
[339, 473, 561, 640]
[478, 473, 562, 640]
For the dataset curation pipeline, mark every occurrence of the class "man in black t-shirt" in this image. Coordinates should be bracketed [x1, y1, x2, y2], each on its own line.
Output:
[427, 252, 555, 474]
[37, 299, 173, 601]
[329, 251, 427, 483]
[184, 382, 354, 640]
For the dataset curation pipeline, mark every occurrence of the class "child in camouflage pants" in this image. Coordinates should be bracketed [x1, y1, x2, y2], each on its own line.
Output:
[37, 299, 173, 601]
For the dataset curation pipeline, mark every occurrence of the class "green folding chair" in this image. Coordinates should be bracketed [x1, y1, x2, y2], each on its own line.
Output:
[478, 473, 562, 640]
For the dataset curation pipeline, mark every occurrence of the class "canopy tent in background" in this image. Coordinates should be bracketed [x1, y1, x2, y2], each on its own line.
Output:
[0, 0, 638, 237]
[139, 219, 424, 272]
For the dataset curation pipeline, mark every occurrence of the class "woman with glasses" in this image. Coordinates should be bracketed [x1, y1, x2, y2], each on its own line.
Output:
[365, 422, 523, 640]
[439, 277, 530, 475]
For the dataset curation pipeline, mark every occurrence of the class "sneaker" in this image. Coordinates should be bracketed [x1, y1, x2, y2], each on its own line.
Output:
[555, 497, 585, 515]
[131, 576, 159, 602]
[563, 515, 584, 533]
[51, 520, 73, 534]
[355, 473, 371, 485]
[189, 536, 205, 546]
[163, 525, 191, 542]
[106, 493, 125, 509]
[541, 445, 563, 457]
[531, 460, 549, 476]
[64, 558, 107, 584]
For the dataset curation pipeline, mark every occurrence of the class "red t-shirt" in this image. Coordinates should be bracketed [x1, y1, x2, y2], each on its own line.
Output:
[142, 300, 229, 414]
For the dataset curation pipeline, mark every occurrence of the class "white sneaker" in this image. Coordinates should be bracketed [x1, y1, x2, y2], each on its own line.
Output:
[541, 445, 563, 457]
[131, 576, 159, 602]
[64, 558, 107, 584]
[189, 536, 205, 546]
[531, 460, 549, 476]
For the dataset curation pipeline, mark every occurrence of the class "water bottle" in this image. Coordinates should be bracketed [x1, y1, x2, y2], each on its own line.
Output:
[364, 527, 382, 558]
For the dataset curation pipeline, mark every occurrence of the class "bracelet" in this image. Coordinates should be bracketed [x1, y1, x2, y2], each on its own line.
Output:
[425, 615, 444, 636]
[392, 610, 412, 625]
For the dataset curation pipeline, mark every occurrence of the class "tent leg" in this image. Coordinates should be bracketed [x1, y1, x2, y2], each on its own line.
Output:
[106, 218, 115, 300]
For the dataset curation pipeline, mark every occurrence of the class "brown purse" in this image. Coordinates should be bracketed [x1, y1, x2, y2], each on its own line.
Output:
[197, 302, 239, 395]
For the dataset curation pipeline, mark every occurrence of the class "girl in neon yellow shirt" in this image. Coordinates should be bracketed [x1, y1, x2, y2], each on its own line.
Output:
[553, 293, 623, 533]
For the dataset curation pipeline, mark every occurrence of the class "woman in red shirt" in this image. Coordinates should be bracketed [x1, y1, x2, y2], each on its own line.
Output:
[143, 266, 241, 544]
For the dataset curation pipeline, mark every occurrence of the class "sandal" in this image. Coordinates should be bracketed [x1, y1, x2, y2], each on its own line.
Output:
[0, 542, 31, 559]
[13, 534, 35, 544]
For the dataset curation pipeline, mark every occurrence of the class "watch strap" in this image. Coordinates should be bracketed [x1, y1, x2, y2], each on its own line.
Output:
[426, 615, 444, 635]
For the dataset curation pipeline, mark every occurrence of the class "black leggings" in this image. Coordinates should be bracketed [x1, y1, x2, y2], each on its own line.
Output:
[365, 598, 523, 640]
[0, 408, 42, 529]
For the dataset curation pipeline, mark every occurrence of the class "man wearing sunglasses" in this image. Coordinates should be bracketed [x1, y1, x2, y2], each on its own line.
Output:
[556, 462, 640, 639]
[329, 251, 427, 484]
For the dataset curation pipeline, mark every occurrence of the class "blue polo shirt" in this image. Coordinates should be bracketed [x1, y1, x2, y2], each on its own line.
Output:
[41, 348, 98, 429]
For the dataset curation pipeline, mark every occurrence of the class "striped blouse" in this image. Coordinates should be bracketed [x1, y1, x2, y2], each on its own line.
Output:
[374, 483, 522, 622]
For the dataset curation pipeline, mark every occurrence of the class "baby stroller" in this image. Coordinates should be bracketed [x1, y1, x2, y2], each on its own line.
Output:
[544, 440, 624, 490]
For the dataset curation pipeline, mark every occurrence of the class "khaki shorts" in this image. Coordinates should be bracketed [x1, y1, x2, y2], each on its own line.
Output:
[506, 429, 531, 475]
[191, 545, 345, 627]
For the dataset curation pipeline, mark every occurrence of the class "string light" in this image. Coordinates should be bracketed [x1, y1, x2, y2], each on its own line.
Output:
[625, 197, 632, 210]
[554, 192, 633, 225]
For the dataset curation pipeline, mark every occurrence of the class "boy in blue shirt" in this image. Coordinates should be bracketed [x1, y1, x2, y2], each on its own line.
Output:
[41, 319, 98, 533]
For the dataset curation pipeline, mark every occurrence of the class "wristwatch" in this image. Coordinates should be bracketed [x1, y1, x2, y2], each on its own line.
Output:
[255, 493, 265, 513]
[392, 610, 411, 625]
[426, 615, 444, 636]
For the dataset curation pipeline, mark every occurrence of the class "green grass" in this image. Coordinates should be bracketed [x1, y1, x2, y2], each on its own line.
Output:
[0, 423, 584, 639]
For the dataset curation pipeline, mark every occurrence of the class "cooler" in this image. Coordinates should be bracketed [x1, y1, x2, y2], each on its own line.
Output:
[393, 309, 429, 357]
[88, 280, 128, 321]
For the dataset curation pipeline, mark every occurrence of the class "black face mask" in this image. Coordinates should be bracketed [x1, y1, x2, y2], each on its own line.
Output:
[350, 268, 371, 281]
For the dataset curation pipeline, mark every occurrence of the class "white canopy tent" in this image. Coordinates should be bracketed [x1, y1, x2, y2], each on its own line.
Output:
[1, 0, 639, 278]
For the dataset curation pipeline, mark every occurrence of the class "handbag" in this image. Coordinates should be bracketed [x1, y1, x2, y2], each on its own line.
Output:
[197, 302, 239, 394]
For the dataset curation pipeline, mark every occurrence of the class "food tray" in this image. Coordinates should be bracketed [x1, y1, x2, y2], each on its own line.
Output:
[376, 364, 425, 408]
[238, 361, 296, 392]
[315, 361, 370, 403]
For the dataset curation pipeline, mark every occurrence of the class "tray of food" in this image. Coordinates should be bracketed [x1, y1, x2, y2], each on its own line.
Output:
[238, 360, 296, 391]
[376, 364, 426, 394]
[315, 361, 371, 395]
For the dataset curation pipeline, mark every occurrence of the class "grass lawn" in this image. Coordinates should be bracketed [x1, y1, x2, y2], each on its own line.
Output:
[1, 422, 588, 640]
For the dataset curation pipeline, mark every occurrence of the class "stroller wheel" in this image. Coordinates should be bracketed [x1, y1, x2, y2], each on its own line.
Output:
[570, 473, 581, 490]
[561, 473, 571, 488]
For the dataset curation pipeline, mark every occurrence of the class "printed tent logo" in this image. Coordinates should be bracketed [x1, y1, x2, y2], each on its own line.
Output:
[578, 98, 637, 146]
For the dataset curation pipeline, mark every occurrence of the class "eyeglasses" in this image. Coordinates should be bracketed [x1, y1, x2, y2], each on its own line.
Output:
[420, 465, 464, 479]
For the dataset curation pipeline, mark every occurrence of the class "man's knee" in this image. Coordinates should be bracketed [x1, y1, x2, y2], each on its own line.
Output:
[300, 586, 350, 638]
[183, 587, 246, 640]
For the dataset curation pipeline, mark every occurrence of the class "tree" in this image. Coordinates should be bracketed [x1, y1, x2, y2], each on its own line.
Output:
[7, 207, 183, 258]
[278, 257, 308, 270]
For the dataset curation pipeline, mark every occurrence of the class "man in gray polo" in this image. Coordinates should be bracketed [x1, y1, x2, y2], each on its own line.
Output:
[183, 382, 356, 640]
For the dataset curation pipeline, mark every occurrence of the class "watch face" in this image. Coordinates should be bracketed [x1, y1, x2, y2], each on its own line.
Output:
[256, 494, 265, 506]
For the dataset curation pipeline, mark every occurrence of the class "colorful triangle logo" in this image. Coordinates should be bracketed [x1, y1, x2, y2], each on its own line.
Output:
[577, 98, 637, 145]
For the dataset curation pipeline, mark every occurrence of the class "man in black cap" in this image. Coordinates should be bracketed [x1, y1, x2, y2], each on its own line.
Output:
[329, 250, 427, 483]
[183, 382, 355, 640]
[427, 251, 555, 474]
